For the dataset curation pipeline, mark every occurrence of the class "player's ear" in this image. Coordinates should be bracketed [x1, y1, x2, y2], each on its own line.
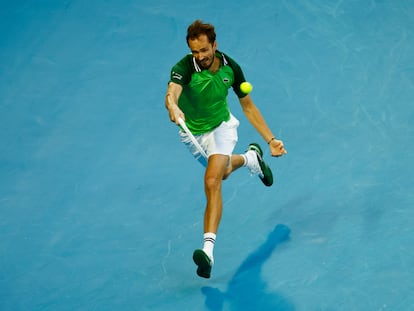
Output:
[212, 40, 217, 51]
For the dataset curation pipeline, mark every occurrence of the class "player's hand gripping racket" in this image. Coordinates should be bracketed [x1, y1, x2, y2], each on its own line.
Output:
[178, 117, 207, 159]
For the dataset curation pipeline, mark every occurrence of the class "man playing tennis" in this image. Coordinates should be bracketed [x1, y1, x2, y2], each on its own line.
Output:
[165, 20, 287, 278]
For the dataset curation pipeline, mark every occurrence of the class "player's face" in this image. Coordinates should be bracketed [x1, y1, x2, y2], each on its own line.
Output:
[188, 34, 217, 69]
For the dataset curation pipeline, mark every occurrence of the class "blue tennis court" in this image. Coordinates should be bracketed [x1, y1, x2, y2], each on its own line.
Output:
[1, 1, 413, 310]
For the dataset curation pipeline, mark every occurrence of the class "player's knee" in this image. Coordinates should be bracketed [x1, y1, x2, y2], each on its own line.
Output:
[204, 175, 222, 191]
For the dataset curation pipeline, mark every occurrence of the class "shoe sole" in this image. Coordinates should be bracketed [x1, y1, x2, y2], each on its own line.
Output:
[193, 249, 212, 279]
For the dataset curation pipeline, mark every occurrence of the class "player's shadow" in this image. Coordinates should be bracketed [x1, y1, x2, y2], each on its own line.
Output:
[202, 224, 295, 310]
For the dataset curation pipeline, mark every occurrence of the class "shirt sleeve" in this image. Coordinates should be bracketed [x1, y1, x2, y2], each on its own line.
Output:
[224, 54, 248, 98]
[169, 55, 192, 85]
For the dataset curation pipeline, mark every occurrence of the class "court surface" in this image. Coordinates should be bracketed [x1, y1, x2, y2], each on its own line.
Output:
[1, 1, 413, 310]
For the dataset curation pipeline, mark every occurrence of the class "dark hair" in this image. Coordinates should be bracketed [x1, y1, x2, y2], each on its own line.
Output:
[186, 20, 216, 45]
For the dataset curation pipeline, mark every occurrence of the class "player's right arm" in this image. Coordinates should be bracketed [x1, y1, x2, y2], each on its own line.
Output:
[165, 82, 184, 125]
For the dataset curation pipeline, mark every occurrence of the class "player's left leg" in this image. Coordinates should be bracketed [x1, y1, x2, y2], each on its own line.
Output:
[223, 144, 273, 187]
[222, 154, 244, 179]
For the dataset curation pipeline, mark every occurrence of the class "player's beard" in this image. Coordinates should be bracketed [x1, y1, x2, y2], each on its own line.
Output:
[198, 54, 215, 70]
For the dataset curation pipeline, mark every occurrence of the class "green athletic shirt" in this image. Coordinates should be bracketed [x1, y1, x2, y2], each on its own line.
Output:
[169, 51, 247, 134]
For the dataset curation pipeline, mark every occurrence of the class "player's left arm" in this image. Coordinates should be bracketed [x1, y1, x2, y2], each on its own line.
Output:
[239, 95, 287, 157]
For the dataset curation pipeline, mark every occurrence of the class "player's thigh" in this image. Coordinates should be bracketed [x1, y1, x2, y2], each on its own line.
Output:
[204, 154, 230, 186]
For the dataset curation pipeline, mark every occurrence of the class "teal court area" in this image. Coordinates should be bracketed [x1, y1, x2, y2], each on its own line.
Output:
[1, 1, 413, 310]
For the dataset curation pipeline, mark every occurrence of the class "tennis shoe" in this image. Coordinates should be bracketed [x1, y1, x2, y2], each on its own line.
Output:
[193, 249, 213, 279]
[246, 143, 273, 186]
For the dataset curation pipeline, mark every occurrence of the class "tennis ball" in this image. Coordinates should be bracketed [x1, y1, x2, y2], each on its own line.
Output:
[240, 82, 253, 94]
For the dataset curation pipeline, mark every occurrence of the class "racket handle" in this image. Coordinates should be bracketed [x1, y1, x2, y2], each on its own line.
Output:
[177, 117, 186, 128]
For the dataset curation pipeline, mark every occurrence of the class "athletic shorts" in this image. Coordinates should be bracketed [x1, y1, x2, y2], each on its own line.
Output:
[180, 114, 240, 167]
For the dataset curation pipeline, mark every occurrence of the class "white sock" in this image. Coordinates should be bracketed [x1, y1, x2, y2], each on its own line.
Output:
[242, 153, 248, 166]
[203, 232, 216, 262]
[243, 150, 256, 169]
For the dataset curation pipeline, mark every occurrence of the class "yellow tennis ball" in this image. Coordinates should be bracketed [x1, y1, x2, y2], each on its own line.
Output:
[240, 82, 253, 94]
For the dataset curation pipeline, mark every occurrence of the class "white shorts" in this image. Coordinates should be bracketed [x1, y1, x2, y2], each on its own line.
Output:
[180, 114, 240, 167]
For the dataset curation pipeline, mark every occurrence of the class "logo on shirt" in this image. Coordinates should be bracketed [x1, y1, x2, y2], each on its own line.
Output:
[172, 71, 183, 81]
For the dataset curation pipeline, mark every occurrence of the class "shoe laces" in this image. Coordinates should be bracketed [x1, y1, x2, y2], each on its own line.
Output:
[246, 150, 264, 177]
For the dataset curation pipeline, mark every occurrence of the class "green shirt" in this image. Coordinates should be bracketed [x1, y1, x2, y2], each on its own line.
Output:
[169, 51, 247, 134]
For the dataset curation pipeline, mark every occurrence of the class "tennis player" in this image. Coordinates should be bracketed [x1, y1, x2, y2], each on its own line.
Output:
[165, 20, 287, 278]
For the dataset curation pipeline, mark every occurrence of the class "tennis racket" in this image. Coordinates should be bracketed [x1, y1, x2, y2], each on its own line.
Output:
[178, 117, 207, 159]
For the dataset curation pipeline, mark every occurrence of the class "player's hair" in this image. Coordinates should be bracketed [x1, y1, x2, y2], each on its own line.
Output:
[186, 20, 216, 45]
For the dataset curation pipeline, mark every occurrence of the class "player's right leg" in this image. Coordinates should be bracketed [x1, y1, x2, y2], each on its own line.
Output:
[193, 154, 228, 278]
